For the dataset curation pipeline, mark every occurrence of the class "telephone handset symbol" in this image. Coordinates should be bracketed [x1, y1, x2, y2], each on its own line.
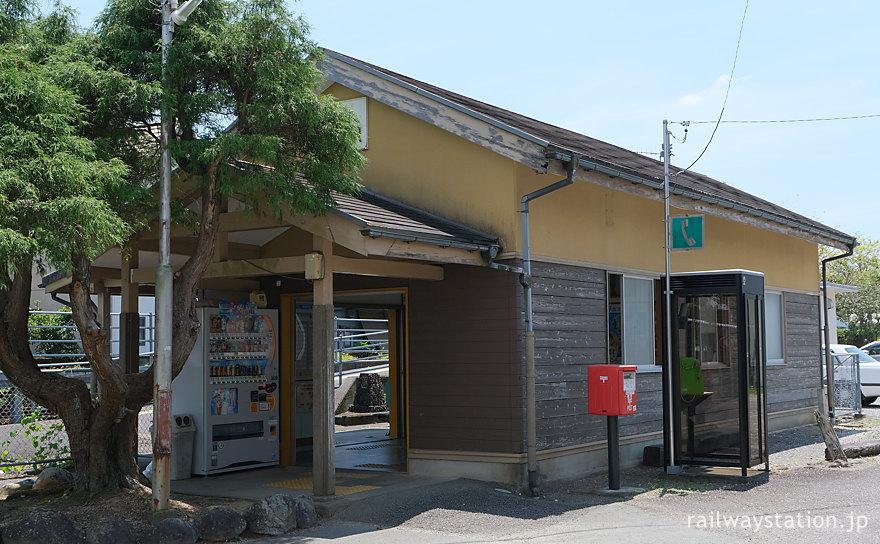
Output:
[681, 218, 697, 247]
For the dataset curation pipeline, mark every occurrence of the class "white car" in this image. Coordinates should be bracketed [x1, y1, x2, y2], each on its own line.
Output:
[826, 344, 880, 406]
[860, 341, 880, 362]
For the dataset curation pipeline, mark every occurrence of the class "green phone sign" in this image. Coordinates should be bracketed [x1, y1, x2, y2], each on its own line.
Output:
[671, 215, 704, 251]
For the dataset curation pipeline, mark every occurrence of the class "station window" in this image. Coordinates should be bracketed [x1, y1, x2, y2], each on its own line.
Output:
[608, 273, 660, 367]
[765, 292, 785, 365]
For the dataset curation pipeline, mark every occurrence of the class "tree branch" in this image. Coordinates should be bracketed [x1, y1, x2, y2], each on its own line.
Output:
[70, 254, 126, 433]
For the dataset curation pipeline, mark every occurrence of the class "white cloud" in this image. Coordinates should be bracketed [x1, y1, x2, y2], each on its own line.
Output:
[678, 93, 704, 107]
[676, 74, 732, 108]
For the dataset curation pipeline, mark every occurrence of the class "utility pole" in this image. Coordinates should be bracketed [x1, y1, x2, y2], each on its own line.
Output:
[662, 120, 681, 475]
[155, 0, 202, 511]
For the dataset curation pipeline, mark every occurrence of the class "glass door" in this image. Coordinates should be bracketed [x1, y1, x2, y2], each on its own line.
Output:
[745, 294, 769, 469]
[673, 294, 742, 464]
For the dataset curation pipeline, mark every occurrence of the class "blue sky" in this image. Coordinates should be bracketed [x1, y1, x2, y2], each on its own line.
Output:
[59, 1, 879, 246]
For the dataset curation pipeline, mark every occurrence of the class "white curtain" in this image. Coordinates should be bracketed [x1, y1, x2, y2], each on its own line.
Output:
[765, 292, 784, 362]
[623, 276, 654, 365]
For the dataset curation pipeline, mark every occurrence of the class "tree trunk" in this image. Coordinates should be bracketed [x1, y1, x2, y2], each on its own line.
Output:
[0, 177, 223, 492]
[64, 402, 142, 490]
[1, 260, 149, 492]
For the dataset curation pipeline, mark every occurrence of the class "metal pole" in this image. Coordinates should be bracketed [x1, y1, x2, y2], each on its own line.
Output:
[663, 120, 680, 474]
[607, 415, 620, 490]
[153, 0, 178, 511]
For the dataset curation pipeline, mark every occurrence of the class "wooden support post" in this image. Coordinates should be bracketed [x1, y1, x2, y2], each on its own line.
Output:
[120, 251, 141, 374]
[312, 236, 335, 498]
[95, 282, 110, 399]
[814, 410, 848, 465]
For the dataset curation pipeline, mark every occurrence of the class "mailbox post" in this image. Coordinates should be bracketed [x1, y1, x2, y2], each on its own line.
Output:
[588, 364, 637, 490]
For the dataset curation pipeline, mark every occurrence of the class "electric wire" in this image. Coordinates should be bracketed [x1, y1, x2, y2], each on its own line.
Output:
[674, 0, 749, 178]
[687, 113, 880, 124]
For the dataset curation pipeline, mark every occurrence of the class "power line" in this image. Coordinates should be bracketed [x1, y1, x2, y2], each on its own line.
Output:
[675, 0, 749, 177]
[687, 113, 880, 124]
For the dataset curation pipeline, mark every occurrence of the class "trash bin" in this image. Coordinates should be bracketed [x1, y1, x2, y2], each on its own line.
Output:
[170, 414, 196, 480]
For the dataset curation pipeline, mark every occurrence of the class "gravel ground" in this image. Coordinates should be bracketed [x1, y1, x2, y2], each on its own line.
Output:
[768, 404, 880, 471]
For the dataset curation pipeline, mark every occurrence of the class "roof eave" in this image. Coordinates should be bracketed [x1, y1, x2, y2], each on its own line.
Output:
[544, 151, 855, 251]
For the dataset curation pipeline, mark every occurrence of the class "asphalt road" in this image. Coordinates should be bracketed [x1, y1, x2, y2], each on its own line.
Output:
[246, 458, 880, 544]
[249, 406, 880, 544]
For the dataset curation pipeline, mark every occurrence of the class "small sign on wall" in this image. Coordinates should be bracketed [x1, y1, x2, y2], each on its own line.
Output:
[671, 215, 705, 251]
[342, 97, 368, 150]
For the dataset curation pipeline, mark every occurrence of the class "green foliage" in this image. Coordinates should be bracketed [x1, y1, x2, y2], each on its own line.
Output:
[0, 0, 35, 42]
[95, 0, 365, 220]
[0, 407, 70, 471]
[822, 238, 880, 346]
[0, 0, 364, 488]
[0, 4, 139, 284]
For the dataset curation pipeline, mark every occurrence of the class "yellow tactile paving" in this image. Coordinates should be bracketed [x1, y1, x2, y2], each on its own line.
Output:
[264, 472, 381, 495]
[266, 477, 313, 489]
[337, 472, 378, 480]
[335, 485, 380, 496]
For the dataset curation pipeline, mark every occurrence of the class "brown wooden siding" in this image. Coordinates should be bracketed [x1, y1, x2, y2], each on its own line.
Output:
[266, 264, 818, 459]
[408, 264, 523, 453]
[531, 262, 604, 449]
[767, 292, 821, 413]
[530, 262, 668, 449]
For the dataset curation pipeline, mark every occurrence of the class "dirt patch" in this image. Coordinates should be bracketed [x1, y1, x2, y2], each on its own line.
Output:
[0, 474, 254, 538]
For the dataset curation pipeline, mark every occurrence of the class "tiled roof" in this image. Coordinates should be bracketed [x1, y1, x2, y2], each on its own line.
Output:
[331, 189, 499, 252]
[325, 50, 855, 249]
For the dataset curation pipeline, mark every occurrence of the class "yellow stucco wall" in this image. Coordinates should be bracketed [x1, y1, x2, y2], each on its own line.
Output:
[327, 84, 819, 292]
[328, 84, 518, 249]
[515, 165, 818, 290]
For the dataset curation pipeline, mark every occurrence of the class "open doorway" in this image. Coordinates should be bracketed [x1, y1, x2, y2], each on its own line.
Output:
[283, 289, 407, 473]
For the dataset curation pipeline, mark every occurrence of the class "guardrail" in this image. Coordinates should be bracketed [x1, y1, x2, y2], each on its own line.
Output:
[334, 317, 390, 388]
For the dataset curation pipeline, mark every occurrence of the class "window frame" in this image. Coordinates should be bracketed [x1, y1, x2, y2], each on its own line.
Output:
[764, 291, 786, 366]
[608, 272, 659, 370]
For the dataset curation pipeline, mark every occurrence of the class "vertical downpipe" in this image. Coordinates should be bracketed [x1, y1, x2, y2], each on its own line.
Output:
[821, 245, 854, 421]
[522, 200, 537, 496]
[521, 157, 576, 496]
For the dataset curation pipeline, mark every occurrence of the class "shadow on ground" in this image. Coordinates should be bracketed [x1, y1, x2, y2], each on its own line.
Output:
[294, 414, 880, 541]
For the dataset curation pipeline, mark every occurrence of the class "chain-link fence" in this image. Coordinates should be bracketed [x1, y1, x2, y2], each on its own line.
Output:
[0, 311, 155, 471]
[831, 352, 862, 418]
[0, 367, 155, 471]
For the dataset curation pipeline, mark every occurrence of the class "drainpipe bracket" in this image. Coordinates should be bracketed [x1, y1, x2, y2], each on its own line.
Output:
[519, 273, 532, 289]
[488, 261, 524, 275]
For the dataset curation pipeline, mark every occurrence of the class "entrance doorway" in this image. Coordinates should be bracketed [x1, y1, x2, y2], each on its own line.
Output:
[282, 290, 407, 473]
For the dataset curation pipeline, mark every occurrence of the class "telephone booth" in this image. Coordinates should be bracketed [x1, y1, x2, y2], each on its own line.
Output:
[662, 270, 770, 475]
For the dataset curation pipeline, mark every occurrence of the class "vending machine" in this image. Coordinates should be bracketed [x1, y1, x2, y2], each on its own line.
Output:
[172, 302, 280, 475]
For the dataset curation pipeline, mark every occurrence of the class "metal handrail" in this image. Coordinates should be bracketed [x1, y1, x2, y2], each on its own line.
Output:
[333, 317, 390, 388]
[27, 310, 155, 360]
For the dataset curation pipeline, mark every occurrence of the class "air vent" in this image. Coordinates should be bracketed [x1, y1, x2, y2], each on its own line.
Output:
[670, 274, 738, 293]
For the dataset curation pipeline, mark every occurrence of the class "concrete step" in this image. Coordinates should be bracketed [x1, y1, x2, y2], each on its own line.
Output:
[335, 411, 390, 426]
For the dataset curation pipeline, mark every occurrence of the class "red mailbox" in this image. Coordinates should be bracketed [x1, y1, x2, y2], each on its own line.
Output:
[588, 364, 637, 416]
